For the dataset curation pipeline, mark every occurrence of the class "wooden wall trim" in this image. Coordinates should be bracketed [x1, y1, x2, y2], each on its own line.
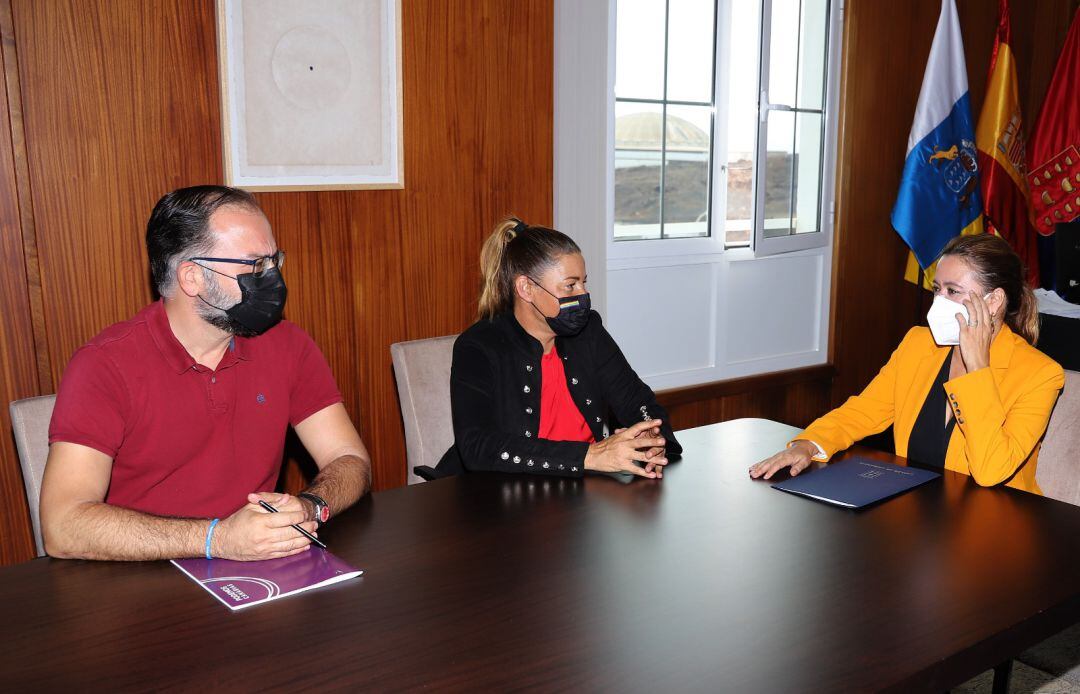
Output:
[656, 364, 836, 409]
[0, 0, 49, 394]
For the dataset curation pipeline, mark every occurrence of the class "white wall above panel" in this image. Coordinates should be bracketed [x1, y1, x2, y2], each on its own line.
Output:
[721, 249, 829, 378]
[606, 263, 717, 381]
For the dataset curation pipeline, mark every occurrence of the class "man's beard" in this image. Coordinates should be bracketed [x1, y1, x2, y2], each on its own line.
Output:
[196, 271, 260, 338]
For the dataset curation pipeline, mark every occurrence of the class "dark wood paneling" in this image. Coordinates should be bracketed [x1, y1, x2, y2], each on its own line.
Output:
[659, 368, 834, 435]
[0, 0, 36, 564]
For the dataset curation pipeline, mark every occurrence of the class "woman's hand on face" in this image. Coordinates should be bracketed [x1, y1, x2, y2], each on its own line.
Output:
[956, 290, 993, 373]
[586, 420, 668, 478]
[748, 440, 818, 480]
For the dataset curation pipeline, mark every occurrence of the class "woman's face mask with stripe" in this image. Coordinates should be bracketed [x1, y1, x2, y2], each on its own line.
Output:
[527, 277, 591, 336]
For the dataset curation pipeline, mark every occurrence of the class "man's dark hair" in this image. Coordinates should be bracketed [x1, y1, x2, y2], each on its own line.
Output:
[146, 185, 261, 298]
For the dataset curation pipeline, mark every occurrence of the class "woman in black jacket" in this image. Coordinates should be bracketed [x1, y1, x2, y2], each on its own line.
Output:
[430, 217, 682, 480]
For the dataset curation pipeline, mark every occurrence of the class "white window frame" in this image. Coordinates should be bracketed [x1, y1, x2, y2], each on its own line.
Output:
[753, 0, 842, 257]
[554, 0, 845, 389]
[608, 0, 843, 264]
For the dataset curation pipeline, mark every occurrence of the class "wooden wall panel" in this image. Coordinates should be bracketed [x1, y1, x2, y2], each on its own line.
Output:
[397, 0, 554, 341]
[660, 374, 834, 436]
[13, 0, 223, 388]
[0, 0, 37, 564]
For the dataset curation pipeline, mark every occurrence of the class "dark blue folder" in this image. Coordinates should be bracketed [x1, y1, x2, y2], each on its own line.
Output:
[771, 456, 941, 509]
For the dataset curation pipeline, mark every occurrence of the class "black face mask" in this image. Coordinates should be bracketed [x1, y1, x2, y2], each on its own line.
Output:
[200, 266, 288, 336]
[528, 278, 591, 336]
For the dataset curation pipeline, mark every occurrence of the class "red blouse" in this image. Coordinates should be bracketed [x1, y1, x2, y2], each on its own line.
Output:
[539, 346, 596, 443]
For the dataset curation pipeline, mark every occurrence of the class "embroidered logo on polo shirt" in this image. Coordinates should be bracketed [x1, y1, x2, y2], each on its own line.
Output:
[257, 393, 266, 404]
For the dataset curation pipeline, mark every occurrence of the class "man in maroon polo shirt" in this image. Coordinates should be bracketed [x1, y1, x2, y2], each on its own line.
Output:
[40, 185, 372, 561]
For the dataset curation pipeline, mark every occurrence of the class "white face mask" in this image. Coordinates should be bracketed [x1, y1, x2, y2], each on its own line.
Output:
[926, 293, 991, 346]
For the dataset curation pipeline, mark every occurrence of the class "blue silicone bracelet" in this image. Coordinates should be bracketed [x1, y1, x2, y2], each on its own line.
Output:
[205, 518, 220, 560]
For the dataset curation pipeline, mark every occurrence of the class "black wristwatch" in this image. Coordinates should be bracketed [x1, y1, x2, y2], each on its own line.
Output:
[298, 492, 330, 528]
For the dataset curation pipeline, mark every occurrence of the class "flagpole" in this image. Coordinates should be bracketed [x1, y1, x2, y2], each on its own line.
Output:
[916, 266, 925, 326]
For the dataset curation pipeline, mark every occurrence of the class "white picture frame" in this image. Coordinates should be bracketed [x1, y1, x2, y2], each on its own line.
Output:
[216, 0, 403, 191]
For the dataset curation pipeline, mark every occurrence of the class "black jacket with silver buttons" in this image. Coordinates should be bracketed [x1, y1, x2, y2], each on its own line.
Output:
[434, 310, 681, 477]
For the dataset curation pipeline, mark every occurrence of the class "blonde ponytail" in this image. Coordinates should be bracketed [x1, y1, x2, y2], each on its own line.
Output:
[477, 218, 520, 319]
[474, 216, 583, 320]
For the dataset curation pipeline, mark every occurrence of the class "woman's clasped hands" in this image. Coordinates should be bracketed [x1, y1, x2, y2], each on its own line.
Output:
[585, 419, 668, 478]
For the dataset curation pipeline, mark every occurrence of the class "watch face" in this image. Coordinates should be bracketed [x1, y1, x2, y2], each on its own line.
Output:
[317, 505, 330, 522]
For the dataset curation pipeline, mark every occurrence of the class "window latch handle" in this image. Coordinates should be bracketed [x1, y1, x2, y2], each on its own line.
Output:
[759, 90, 794, 122]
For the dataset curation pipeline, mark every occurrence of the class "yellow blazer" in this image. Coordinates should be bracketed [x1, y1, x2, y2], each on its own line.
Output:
[795, 325, 1064, 494]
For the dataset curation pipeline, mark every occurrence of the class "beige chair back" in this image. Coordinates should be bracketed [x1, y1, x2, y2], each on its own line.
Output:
[390, 336, 457, 485]
[9, 395, 56, 557]
[1038, 370, 1080, 506]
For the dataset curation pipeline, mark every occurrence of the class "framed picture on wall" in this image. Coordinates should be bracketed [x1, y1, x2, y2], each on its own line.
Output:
[216, 0, 403, 191]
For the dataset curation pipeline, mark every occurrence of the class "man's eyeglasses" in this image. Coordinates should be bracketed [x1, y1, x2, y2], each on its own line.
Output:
[188, 250, 285, 277]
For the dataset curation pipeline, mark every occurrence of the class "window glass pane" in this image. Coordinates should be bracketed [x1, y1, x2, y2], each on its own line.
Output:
[762, 109, 795, 239]
[663, 104, 712, 238]
[767, 0, 800, 108]
[797, 0, 828, 110]
[615, 102, 664, 241]
[723, 0, 763, 246]
[616, 0, 667, 100]
[793, 111, 823, 233]
[666, 0, 715, 103]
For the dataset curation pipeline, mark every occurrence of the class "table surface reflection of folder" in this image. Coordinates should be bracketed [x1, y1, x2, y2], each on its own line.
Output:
[771, 457, 941, 509]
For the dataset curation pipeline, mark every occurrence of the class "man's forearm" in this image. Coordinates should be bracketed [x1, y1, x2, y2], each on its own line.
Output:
[303, 454, 371, 519]
[47, 501, 210, 561]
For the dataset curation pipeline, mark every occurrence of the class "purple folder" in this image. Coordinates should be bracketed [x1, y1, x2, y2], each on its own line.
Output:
[172, 548, 362, 611]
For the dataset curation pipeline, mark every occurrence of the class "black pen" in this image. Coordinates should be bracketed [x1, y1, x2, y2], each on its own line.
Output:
[257, 499, 328, 549]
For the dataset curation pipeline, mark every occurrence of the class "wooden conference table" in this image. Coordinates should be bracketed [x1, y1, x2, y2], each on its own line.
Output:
[4, 419, 1080, 692]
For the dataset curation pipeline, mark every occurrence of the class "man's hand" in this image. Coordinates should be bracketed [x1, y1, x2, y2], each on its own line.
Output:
[212, 496, 317, 561]
[249, 492, 310, 521]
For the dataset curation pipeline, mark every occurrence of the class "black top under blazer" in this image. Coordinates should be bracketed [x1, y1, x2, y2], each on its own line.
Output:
[434, 310, 682, 478]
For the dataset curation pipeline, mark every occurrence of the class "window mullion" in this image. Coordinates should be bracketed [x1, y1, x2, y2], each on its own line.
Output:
[753, 0, 773, 250]
[788, 0, 804, 234]
[659, 0, 671, 240]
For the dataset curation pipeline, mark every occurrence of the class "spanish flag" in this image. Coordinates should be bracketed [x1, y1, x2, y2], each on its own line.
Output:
[975, 0, 1039, 287]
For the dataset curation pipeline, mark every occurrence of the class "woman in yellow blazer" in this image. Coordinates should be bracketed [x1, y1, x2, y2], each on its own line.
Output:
[750, 234, 1064, 494]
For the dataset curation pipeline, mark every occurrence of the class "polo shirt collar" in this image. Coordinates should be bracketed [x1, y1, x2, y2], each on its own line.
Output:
[148, 300, 252, 373]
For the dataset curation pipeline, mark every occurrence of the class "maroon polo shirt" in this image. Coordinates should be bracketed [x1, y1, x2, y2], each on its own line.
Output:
[49, 300, 342, 519]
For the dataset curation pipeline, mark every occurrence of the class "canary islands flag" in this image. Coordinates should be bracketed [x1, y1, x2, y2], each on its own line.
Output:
[893, 0, 983, 273]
